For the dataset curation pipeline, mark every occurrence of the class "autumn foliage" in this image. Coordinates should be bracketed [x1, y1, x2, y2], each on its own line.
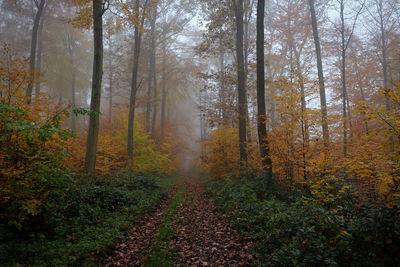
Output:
[66, 107, 178, 176]
[0, 46, 178, 230]
[0, 46, 71, 229]
[201, 77, 400, 205]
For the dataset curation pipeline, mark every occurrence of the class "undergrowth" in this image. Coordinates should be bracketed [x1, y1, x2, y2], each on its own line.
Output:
[207, 172, 400, 266]
[0, 172, 175, 266]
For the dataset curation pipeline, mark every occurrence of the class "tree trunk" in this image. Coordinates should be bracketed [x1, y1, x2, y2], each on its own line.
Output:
[355, 62, 369, 134]
[146, 7, 157, 134]
[26, 0, 45, 103]
[161, 42, 167, 136]
[256, 0, 272, 175]
[108, 37, 113, 123]
[70, 46, 76, 134]
[219, 47, 225, 124]
[290, 41, 309, 179]
[340, 0, 348, 157]
[376, 0, 393, 148]
[308, 0, 329, 147]
[233, 0, 248, 168]
[35, 6, 45, 96]
[66, 32, 77, 134]
[244, 3, 251, 143]
[151, 6, 158, 138]
[151, 46, 157, 138]
[84, 0, 104, 174]
[128, 0, 146, 159]
[378, 0, 391, 111]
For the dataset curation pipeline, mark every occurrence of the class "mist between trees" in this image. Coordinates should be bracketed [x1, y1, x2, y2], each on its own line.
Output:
[0, 0, 400, 265]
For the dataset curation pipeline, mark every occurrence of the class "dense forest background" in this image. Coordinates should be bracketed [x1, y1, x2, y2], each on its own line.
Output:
[1, 0, 400, 265]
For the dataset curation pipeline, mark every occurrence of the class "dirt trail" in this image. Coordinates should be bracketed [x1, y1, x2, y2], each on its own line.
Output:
[105, 178, 183, 266]
[105, 174, 253, 266]
[170, 175, 252, 266]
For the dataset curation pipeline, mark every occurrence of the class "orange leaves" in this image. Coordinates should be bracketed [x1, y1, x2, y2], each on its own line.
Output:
[0, 44, 32, 103]
[65, 106, 178, 176]
[70, 0, 92, 29]
[201, 126, 240, 178]
[0, 47, 74, 229]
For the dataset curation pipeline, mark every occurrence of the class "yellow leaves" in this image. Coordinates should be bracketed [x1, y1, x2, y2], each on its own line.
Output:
[201, 126, 240, 178]
[71, 5, 92, 29]
[0, 44, 32, 102]
[65, 107, 177, 176]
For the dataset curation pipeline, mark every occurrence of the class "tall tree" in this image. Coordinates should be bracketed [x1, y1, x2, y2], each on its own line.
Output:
[145, 4, 157, 133]
[160, 41, 168, 135]
[336, 0, 364, 157]
[308, 0, 329, 147]
[84, 0, 107, 174]
[65, 31, 77, 133]
[127, 0, 147, 159]
[256, 0, 272, 175]
[34, 2, 47, 95]
[365, 0, 399, 111]
[233, 0, 248, 167]
[25, 0, 46, 103]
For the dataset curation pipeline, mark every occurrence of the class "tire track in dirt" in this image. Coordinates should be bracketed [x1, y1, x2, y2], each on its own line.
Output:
[104, 177, 183, 267]
[170, 175, 254, 266]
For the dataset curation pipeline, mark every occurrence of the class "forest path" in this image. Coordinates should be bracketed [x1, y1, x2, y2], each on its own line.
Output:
[104, 177, 184, 266]
[105, 174, 253, 266]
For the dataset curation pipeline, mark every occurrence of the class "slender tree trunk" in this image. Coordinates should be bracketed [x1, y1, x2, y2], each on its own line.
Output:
[355, 62, 369, 134]
[346, 96, 353, 138]
[35, 7, 45, 96]
[70, 48, 76, 134]
[151, 6, 158, 138]
[151, 63, 157, 138]
[84, 0, 104, 174]
[308, 0, 329, 147]
[376, 0, 393, 148]
[290, 41, 309, 179]
[256, 0, 272, 175]
[151, 28, 157, 138]
[128, 0, 146, 159]
[26, 0, 45, 103]
[146, 7, 157, 134]
[378, 0, 391, 111]
[219, 47, 225, 124]
[146, 67, 152, 133]
[340, 1, 348, 157]
[233, 0, 248, 168]
[161, 42, 167, 136]
[108, 37, 113, 122]
[244, 4, 251, 142]
[66, 32, 77, 133]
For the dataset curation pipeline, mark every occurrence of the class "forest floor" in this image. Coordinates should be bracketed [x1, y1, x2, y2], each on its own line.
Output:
[105, 174, 254, 267]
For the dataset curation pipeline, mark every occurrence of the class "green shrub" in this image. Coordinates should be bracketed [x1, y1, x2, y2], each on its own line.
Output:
[0, 172, 172, 266]
[0, 101, 72, 230]
[208, 173, 400, 266]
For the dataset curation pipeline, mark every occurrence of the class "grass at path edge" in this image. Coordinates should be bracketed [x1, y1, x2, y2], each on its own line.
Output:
[144, 182, 185, 266]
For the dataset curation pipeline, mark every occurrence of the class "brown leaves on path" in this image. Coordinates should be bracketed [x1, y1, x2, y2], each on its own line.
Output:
[170, 175, 253, 266]
[104, 178, 183, 267]
[104, 174, 254, 266]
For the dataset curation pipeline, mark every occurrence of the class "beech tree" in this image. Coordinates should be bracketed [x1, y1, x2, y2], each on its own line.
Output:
[84, 0, 108, 174]
[128, 0, 148, 160]
[308, 0, 329, 147]
[334, 0, 364, 157]
[25, 0, 46, 103]
[233, 0, 248, 167]
[256, 0, 272, 175]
